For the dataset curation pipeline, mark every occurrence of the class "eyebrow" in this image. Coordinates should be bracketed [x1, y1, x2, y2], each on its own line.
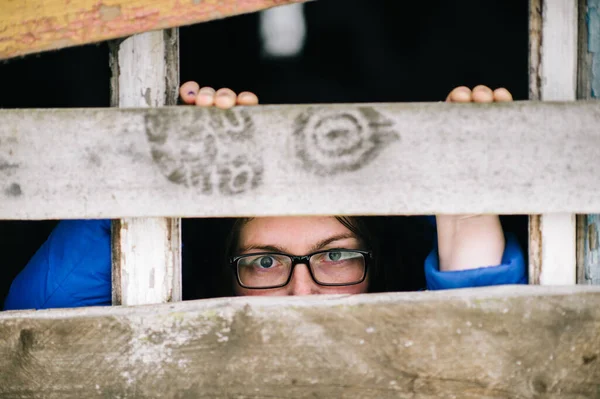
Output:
[308, 233, 358, 253]
[238, 233, 358, 255]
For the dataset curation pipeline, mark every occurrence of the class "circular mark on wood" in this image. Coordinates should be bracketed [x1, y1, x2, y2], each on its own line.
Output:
[145, 108, 262, 195]
[293, 107, 399, 175]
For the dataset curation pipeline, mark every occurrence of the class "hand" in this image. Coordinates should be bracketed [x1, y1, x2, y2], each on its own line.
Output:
[446, 85, 513, 103]
[436, 85, 511, 271]
[179, 81, 259, 109]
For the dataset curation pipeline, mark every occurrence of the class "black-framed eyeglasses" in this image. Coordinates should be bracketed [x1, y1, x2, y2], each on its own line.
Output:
[230, 249, 371, 289]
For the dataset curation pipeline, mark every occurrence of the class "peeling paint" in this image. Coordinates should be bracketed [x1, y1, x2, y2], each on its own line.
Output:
[590, 0, 600, 97]
[588, 223, 598, 251]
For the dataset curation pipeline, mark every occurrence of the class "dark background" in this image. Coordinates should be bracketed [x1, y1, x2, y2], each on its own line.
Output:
[0, 0, 529, 308]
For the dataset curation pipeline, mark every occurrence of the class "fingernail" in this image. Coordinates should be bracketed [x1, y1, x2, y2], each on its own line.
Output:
[187, 91, 196, 96]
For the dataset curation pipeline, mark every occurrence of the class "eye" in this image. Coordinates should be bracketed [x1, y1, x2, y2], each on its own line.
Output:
[327, 251, 342, 261]
[319, 251, 363, 263]
[255, 256, 275, 269]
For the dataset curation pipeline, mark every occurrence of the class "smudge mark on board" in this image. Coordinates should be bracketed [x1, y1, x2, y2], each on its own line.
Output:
[5, 183, 22, 197]
[145, 108, 262, 195]
[19, 329, 34, 353]
[293, 107, 399, 175]
[143, 88, 153, 107]
[0, 162, 19, 171]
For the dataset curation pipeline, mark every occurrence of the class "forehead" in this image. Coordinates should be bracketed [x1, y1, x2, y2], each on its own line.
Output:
[238, 216, 358, 252]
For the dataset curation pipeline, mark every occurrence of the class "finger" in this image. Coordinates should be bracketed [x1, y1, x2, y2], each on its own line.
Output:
[471, 85, 494, 103]
[195, 87, 216, 107]
[493, 87, 513, 102]
[446, 86, 472, 103]
[237, 91, 259, 106]
[214, 88, 237, 109]
[179, 81, 200, 104]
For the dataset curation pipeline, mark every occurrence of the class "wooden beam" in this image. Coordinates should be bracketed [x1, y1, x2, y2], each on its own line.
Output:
[528, 0, 578, 285]
[1, 101, 600, 219]
[109, 30, 182, 305]
[1, 286, 599, 398]
[0, 0, 308, 60]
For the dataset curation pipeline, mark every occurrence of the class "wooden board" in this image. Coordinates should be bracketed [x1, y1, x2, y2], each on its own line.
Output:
[1, 286, 599, 398]
[109, 30, 182, 306]
[1, 101, 600, 219]
[578, 0, 600, 285]
[0, 0, 308, 60]
[528, 0, 578, 285]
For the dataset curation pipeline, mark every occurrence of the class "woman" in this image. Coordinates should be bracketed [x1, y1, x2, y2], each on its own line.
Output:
[2, 85, 526, 310]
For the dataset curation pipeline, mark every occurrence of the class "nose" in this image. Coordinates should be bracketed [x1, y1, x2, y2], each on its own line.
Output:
[287, 263, 319, 295]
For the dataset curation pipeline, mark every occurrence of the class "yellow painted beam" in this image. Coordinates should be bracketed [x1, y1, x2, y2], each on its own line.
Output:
[0, 0, 307, 60]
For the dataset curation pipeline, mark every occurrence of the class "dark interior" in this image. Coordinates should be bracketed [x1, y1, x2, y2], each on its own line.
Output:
[0, 0, 529, 308]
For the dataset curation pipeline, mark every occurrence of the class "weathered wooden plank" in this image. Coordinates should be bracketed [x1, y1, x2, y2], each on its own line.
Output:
[0, 286, 599, 398]
[112, 217, 181, 304]
[528, 0, 578, 285]
[577, 0, 600, 285]
[109, 30, 182, 305]
[1, 101, 600, 219]
[0, 0, 308, 60]
[538, 0, 578, 100]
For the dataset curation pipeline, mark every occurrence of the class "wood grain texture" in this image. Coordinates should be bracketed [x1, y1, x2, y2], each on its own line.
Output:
[112, 218, 182, 305]
[577, 0, 592, 100]
[0, 0, 308, 60]
[576, 0, 600, 285]
[529, 215, 543, 285]
[580, 215, 600, 284]
[528, 0, 543, 285]
[529, 0, 579, 285]
[589, 0, 600, 98]
[0, 286, 599, 398]
[1, 101, 600, 219]
[539, 0, 578, 102]
[109, 29, 182, 306]
[529, 0, 543, 101]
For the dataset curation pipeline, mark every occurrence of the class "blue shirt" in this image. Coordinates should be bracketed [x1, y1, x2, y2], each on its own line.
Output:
[3, 219, 526, 310]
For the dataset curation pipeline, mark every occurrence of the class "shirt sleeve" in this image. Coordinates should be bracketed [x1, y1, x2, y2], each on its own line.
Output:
[424, 232, 527, 290]
[3, 219, 112, 310]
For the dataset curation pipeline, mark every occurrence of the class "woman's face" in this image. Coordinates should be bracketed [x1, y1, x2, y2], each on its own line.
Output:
[233, 216, 369, 296]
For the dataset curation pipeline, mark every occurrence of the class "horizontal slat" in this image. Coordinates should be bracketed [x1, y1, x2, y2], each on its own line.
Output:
[0, 0, 307, 60]
[1, 286, 599, 398]
[1, 101, 600, 219]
